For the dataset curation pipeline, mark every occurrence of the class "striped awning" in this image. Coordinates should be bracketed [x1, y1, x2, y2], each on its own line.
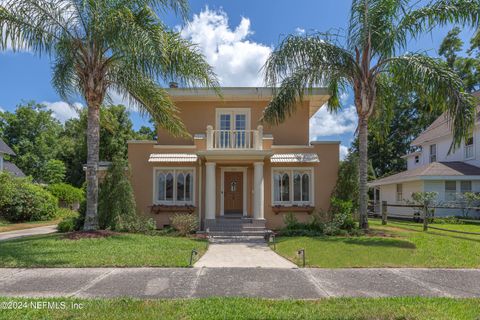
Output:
[148, 153, 198, 163]
[270, 153, 319, 163]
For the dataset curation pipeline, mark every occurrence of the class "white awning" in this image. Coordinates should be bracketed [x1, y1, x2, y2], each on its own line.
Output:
[148, 153, 198, 163]
[270, 153, 319, 163]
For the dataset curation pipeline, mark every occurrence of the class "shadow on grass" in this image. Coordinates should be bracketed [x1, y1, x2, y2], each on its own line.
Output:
[0, 234, 71, 267]
[276, 235, 416, 249]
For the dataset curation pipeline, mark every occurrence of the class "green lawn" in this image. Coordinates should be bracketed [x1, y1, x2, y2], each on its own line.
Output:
[272, 219, 480, 268]
[0, 233, 207, 267]
[0, 297, 478, 320]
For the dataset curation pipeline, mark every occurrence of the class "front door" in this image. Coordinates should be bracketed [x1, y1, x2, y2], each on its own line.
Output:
[224, 172, 243, 214]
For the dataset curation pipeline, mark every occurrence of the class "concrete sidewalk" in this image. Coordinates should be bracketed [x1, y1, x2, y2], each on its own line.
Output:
[194, 243, 297, 268]
[1, 268, 479, 299]
[0, 225, 57, 241]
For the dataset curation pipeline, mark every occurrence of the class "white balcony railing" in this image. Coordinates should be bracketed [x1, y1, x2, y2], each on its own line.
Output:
[206, 125, 263, 150]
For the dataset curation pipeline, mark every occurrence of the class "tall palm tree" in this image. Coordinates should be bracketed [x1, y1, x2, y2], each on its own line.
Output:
[263, 0, 480, 230]
[0, 0, 218, 230]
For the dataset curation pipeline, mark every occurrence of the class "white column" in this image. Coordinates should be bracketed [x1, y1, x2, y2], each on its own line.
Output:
[205, 162, 216, 220]
[253, 162, 265, 220]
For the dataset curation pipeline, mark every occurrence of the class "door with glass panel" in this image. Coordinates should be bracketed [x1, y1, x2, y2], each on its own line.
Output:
[216, 110, 249, 148]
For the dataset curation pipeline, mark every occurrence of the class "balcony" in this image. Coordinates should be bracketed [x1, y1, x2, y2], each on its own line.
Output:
[206, 125, 264, 150]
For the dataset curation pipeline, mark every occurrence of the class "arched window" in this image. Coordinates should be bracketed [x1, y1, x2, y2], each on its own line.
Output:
[158, 173, 165, 201]
[165, 173, 174, 201]
[293, 173, 301, 202]
[302, 173, 310, 202]
[281, 173, 290, 201]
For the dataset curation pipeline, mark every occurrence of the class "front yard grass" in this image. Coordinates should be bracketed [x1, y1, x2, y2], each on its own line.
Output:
[0, 297, 479, 320]
[0, 233, 207, 267]
[272, 219, 480, 268]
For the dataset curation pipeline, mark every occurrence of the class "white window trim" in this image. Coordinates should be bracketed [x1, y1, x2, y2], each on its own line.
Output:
[465, 137, 475, 160]
[152, 167, 196, 205]
[220, 167, 248, 216]
[271, 167, 314, 206]
[429, 144, 437, 163]
[444, 180, 457, 202]
[396, 184, 403, 202]
[215, 108, 251, 131]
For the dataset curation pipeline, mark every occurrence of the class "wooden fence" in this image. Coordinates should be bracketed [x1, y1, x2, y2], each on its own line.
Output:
[369, 200, 480, 235]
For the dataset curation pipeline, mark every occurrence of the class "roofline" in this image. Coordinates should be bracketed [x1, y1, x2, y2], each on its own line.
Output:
[369, 174, 480, 187]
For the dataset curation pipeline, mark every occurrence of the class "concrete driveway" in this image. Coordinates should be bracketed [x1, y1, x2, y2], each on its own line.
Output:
[194, 242, 297, 268]
[0, 225, 57, 241]
[1, 268, 479, 299]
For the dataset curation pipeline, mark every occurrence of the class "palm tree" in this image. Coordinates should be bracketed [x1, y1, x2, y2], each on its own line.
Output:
[0, 0, 218, 230]
[262, 0, 480, 230]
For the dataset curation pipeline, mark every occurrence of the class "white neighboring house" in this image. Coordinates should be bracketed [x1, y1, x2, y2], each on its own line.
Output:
[369, 94, 480, 218]
[0, 138, 25, 177]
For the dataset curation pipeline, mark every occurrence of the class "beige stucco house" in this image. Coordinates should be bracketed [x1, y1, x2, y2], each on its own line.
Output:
[128, 87, 339, 231]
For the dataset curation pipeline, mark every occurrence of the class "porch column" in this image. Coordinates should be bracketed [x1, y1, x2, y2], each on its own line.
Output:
[253, 162, 265, 220]
[205, 162, 216, 220]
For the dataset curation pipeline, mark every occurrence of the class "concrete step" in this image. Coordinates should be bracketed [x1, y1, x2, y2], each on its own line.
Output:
[208, 231, 268, 237]
[208, 236, 267, 243]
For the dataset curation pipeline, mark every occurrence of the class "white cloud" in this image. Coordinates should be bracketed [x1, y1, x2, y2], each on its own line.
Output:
[179, 7, 272, 86]
[340, 92, 349, 105]
[41, 101, 82, 123]
[310, 104, 358, 137]
[0, 106, 4, 112]
[295, 27, 306, 35]
[339, 145, 349, 160]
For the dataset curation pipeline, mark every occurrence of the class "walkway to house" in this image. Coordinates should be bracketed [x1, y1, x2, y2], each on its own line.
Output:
[1, 268, 479, 298]
[194, 242, 297, 268]
[0, 225, 57, 242]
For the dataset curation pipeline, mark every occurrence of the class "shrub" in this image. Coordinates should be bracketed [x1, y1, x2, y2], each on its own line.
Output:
[47, 183, 84, 209]
[283, 212, 303, 230]
[57, 217, 76, 233]
[0, 173, 58, 222]
[171, 213, 198, 236]
[55, 208, 79, 220]
[116, 215, 156, 233]
[330, 197, 356, 231]
[98, 157, 137, 231]
[432, 216, 464, 224]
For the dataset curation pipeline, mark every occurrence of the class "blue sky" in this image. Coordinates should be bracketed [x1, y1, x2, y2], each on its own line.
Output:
[0, 0, 476, 159]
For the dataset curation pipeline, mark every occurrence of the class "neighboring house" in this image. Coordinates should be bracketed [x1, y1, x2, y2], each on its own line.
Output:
[369, 93, 480, 218]
[0, 138, 25, 178]
[128, 87, 339, 230]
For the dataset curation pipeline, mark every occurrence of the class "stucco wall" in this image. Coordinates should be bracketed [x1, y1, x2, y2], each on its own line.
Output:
[128, 141, 339, 230]
[156, 100, 311, 146]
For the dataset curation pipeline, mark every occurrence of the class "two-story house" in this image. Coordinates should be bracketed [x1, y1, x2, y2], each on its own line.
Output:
[369, 93, 480, 217]
[128, 87, 339, 231]
[0, 138, 25, 177]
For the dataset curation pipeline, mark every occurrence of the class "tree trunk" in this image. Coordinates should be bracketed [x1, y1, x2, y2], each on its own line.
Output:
[358, 115, 369, 230]
[83, 101, 101, 231]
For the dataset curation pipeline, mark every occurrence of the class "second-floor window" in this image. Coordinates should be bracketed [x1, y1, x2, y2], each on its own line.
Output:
[429, 144, 437, 163]
[215, 109, 250, 148]
[465, 137, 474, 159]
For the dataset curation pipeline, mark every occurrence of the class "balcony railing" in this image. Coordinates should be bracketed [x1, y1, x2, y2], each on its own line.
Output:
[206, 125, 263, 150]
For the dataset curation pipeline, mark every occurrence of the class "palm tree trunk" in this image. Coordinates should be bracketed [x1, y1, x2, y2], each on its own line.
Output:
[84, 101, 100, 231]
[358, 115, 369, 230]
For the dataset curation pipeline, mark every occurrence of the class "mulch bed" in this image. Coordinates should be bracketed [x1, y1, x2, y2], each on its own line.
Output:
[64, 230, 120, 240]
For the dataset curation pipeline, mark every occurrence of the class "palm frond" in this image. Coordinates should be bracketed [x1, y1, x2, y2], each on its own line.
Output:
[111, 65, 189, 138]
[397, 0, 480, 50]
[386, 54, 476, 150]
